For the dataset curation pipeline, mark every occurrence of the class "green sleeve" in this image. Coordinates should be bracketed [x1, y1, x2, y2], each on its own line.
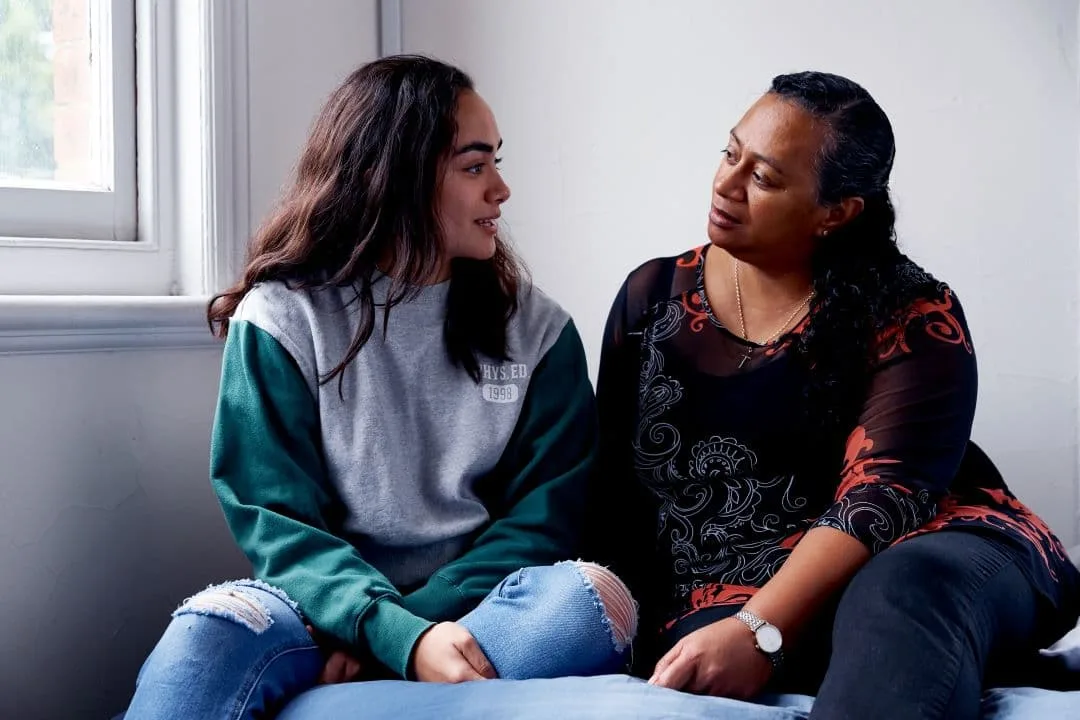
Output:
[211, 320, 432, 677]
[402, 320, 598, 621]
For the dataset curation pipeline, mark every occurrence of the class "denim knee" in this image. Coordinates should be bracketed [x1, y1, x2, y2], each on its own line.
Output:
[459, 561, 638, 680]
[138, 579, 319, 684]
[171, 579, 308, 638]
[125, 579, 323, 720]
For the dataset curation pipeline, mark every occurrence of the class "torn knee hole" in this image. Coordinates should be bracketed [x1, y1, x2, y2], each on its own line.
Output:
[571, 561, 639, 651]
[174, 585, 274, 634]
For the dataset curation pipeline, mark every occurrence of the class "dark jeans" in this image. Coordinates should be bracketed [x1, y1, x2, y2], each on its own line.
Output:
[667, 531, 1077, 720]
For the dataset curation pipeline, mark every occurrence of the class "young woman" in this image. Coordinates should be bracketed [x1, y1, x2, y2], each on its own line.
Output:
[120, 55, 636, 720]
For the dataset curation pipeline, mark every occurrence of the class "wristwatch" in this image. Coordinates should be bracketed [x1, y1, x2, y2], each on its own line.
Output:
[734, 609, 784, 671]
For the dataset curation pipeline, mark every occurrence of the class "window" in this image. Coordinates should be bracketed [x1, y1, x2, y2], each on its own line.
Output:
[0, 0, 135, 242]
[0, 0, 250, 296]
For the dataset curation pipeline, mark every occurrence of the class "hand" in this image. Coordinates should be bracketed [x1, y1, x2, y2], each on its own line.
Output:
[318, 650, 364, 684]
[411, 622, 497, 683]
[307, 624, 364, 684]
[648, 617, 772, 698]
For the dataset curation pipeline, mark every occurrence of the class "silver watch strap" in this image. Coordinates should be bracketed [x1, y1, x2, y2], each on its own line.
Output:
[735, 609, 765, 632]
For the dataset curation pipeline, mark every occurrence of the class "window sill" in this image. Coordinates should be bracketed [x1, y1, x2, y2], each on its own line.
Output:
[0, 295, 220, 355]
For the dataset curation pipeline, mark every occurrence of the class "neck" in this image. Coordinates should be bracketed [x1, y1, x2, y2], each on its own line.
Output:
[706, 247, 813, 309]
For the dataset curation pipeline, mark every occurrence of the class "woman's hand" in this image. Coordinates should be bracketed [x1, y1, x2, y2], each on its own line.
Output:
[411, 622, 497, 683]
[648, 617, 772, 698]
[306, 624, 364, 684]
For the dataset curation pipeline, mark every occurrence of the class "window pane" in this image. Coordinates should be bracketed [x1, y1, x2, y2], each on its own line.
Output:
[0, 0, 107, 190]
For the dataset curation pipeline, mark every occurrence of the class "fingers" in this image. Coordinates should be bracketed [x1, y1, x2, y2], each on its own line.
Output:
[648, 644, 680, 685]
[319, 651, 363, 685]
[340, 653, 362, 681]
[319, 652, 347, 684]
[650, 646, 696, 691]
[412, 622, 496, 683]
[457, 633, 497, 680]
[439, 652, 486, 683]
[654, 655, 696, 690]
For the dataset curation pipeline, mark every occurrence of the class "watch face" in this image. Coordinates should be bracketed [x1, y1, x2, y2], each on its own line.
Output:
[756, 625, 783, 653]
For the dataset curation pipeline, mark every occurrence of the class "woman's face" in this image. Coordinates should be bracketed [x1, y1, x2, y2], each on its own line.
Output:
[437, 90, 511, 263]
[707, 93, 836, 268]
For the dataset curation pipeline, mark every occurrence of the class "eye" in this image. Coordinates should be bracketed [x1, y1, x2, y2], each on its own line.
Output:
[721, 147, 736, 163]
[752, 171, 775, 188]
[465, 163, 484, 175]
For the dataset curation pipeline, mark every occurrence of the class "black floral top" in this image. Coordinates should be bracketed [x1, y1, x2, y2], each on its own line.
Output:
[592, 245, 1078, 633]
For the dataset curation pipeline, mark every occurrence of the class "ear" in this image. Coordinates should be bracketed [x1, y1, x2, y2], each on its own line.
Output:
[817, 197, 864, 238]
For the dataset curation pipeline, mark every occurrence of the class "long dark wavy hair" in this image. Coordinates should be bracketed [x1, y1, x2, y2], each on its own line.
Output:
[208, 55, 524, 385]
[771, 72, 939, 447]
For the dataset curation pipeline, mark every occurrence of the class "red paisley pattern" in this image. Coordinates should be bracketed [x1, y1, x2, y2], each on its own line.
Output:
[835, 425, 903, 499]
[762, 314, 810, 357]
[676, 245, 704, 268]
[663, 583, 760, 629]
[899, 488, 1069, 581]
[824, 425, 1068, 566]
[876, 288, 973, 363]
[680, 291, 709, 333]
[606, 248, 1075, 633]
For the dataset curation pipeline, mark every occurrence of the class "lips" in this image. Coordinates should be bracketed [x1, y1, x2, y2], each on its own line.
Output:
[476, 216, 499, 234]
[711, 206, 743, 225]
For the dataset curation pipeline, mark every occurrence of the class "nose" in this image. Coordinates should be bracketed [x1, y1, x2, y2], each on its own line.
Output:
[490, 174, 511, 205]
[713, 162, 746, 203]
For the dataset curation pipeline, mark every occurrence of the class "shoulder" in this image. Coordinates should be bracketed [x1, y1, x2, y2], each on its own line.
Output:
[232, 281, 342, 384]
[623, 245, 702, 294]
[509, 283, 576, 364]
[614, 245, 706, 326]
[874, 261, 974, 364]
[235, 281, 352, 331]
[235, 280, 304, 324]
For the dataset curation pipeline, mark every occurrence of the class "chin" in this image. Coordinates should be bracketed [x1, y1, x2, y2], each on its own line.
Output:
[446, 230, 499, 263]
[706, 223, 739, 249]
[468, 237, 499, 261]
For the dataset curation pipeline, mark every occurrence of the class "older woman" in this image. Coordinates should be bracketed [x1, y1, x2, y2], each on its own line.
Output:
[589, 71, 1080, 720]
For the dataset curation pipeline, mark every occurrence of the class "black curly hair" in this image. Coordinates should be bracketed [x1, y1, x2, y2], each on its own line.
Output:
[770, 72, 940, 449]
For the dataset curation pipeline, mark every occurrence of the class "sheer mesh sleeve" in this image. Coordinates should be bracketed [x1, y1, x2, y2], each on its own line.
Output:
[812, 287, 978, 553]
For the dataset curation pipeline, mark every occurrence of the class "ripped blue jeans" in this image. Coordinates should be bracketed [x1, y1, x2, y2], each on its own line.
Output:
[119, 563, 1080, 720]
[121, 563, 638, 719]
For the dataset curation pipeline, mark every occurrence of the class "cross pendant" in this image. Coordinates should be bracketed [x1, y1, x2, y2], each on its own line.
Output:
[738, 348, 752, 369]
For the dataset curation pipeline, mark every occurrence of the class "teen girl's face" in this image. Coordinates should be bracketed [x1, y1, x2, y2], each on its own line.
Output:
[437, 90, 511, 263]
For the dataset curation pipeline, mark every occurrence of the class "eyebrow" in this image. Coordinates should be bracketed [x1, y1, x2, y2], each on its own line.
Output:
[730, 130, 785, 175]
[454, 139, 503, 156]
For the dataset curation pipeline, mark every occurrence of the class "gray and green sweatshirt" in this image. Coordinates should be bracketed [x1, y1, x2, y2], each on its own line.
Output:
[209, 275, 597, 678]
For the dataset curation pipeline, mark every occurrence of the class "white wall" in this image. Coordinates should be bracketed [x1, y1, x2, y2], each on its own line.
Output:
[3, 2, 1076, 716]
[0, 2, 380, 718]
[0, 349, 240, 719]
[399, 0, 1080, 546]
[247, 0, 380, 230]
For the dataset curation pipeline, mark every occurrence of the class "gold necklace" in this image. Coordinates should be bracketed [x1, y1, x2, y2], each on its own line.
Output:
[734, 260, 813, 369]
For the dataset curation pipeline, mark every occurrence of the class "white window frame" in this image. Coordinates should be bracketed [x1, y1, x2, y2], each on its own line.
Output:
[0, 0, 250, 353]
[0, 0, 250, 298]
[0, 0, 136, 243]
